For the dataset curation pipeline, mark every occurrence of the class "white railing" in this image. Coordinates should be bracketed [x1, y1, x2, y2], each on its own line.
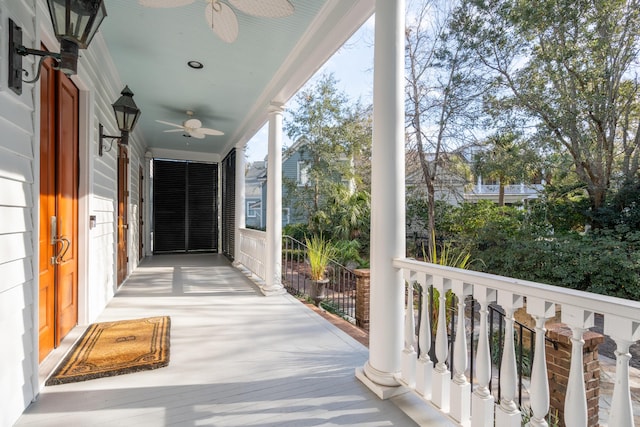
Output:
[473, 184, 544, 195]
[394, 257, 640, 427]
[237, 228, 266, 280]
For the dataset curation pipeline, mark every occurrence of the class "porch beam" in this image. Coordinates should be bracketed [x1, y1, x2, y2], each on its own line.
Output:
[357, 0, 406, 398]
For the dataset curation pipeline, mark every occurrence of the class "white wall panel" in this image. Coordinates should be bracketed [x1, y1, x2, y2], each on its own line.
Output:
[0, 0, 147, 424]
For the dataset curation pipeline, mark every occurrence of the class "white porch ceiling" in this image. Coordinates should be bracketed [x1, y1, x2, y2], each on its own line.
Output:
[100, 0, 374, 156]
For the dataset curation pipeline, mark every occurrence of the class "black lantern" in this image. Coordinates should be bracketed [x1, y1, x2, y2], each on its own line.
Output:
[8, 0, 107, 94]
[99, 86, 142, 156]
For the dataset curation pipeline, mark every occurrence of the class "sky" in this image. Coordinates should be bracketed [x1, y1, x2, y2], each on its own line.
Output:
[244, 17, 375, 163]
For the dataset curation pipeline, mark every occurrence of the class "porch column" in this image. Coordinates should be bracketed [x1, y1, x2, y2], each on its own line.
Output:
[356, 0, 406, 398]
[262, 102, 285, 296]
[233, 143, 246, 265]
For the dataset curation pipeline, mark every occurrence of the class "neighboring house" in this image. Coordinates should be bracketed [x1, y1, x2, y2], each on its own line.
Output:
[464, 176, 545, 205]
[245, 160, 266, 229]
[405, 150, 469, 206]
[263, 138, 353, 227]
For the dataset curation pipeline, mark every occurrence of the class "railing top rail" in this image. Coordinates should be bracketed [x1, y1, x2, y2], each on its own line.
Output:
[239, 227, 267, 238]
[393, 257, 640, 320]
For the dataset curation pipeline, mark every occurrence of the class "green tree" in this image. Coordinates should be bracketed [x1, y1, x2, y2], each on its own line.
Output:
[284, 73, 372, 235]
[452, 0, 640, 219]
[405, 0, 484, 259]
[474, 131, 541, 206]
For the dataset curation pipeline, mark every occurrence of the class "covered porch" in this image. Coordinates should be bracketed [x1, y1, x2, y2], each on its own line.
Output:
[16, 253, 448, 426]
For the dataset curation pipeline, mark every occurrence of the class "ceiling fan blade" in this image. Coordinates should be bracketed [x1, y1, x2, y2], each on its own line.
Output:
[139, 0, 195, 8]
[163, 129, 185, 133]
[183, 118, 202, 129]
[205, 1, 239, 43]
[200, 127, 224, 136]
[189, 129, 206, 139]
[229, 0, 294, 18]
[156, 120, 185, 128]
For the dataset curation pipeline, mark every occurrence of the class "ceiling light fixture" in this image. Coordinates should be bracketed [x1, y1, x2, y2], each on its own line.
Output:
[8, 0, 107, 95]
[99, 86, 142, 156]
[187, 60, 204, 69]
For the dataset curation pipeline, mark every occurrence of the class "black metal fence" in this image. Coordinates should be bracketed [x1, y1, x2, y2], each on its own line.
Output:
[282, 235, 357, 322]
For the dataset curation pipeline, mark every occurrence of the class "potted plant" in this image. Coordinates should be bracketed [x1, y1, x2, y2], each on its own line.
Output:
[305, 234, 336, 306]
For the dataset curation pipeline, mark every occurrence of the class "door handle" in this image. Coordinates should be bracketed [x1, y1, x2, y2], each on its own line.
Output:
[54, 237, 70, 264]
[50, 216, 71, 265]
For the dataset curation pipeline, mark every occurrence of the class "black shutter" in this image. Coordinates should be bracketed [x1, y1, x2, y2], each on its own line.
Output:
[221, 149, 236, 260]
[187, 162, 218, 251]
[153, 160, 187, 252]
[153, 159, 218, 253]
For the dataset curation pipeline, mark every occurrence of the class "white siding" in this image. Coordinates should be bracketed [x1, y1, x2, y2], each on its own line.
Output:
[0, 2, 38, 425]
[0, 1, 147, 425]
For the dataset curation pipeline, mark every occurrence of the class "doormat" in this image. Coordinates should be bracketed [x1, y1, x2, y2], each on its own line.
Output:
[46, 316, 170, 385]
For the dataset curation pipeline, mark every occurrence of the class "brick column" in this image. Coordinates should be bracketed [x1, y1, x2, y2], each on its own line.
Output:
[546, 324, 604, 426]
[355, 269, 370, 332]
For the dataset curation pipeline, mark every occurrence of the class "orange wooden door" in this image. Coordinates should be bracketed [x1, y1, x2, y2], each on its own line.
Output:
[117, 145, 129, 285]
[139, 165, 144, 260]
[38, 59, 79, 361]
[38, 59, 57, 361]
[55, 71, 79, 340]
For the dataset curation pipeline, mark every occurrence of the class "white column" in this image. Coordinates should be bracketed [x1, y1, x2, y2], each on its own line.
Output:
[472, 286, 496, 427]
[561, 305, 594, 427]
[495, 292, 523, 427]
[604, 315, 638, 427]
[262, 102, 285, 296]
[357, 0, 406, 398]
[527, 298, 555, 427]
[450, 280, 472, 426]
[233, 143, 246, 266]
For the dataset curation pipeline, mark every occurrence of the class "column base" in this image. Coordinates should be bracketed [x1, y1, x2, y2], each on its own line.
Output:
[415, 358, 433, 399]
[400, 348, 417, 388]
[259, 284, 286, 296]
[495, 404, 521, 427]
[471, 392, 494, 427]
[356, 366, 408, 400]
[450, 381, 471, 426]
[432, 368, 450, 412]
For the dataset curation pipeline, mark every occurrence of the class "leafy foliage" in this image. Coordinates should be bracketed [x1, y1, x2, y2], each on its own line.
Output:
[305, 234, 337, 281]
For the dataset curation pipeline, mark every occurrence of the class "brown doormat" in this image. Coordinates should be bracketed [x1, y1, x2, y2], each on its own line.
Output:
[46, 316, 170, 385]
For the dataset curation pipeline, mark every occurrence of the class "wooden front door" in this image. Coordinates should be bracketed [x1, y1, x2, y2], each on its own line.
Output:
[38, 59, 79, 362]
[139, 165, 144, 260]
[117, 145, 129, 285]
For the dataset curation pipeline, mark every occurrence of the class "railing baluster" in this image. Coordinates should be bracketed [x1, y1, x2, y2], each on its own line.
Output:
[432, 275, 451, 412]
[603, 314, 639, 427]
[450, 279, 472, 425]
[495, 292, 523, 426]
[561, 305, 594, 427]
[415, 272, 433, 399]
[527, 298, 555, 427]
[401, 269, 417, 388]
[472, 286, 496, 427]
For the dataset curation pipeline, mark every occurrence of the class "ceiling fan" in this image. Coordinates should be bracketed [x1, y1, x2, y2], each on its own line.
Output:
[139, 0, 295, 43]
[156, 111, 224, 139]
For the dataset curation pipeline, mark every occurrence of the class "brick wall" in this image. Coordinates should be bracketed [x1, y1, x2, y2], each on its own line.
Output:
[546, 323, 604, 427]
[354, 269, 370, 332]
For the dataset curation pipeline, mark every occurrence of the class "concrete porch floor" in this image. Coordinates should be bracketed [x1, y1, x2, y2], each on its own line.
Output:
[16, 254, 451, 427]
